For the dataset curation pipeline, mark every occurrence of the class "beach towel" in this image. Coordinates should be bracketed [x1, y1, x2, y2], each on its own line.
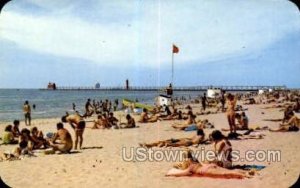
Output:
[184, 124, 197, 131]
[232, 165, 266, 171]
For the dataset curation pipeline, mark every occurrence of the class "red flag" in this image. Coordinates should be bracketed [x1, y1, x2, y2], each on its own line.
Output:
[172, 44, 179, 53]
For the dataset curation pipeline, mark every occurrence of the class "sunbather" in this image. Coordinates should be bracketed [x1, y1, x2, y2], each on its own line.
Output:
[119, 114, 136, 128]
[140, 129, 206, 148]
[138, 108, 159, 123]
[166, 150, 253, 178]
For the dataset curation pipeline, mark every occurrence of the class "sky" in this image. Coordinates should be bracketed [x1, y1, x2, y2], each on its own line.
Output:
[0, 0, 299, 88]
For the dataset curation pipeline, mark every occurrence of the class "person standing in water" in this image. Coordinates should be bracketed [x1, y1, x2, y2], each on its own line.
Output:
[72, 103, 76, 111]
[23, 101, 31, 126]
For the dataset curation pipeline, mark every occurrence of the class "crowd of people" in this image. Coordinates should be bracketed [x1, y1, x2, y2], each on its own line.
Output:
[1, 89, 300, 179]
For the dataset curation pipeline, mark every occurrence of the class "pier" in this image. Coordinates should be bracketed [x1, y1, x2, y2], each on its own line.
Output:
[40, 85, 287, 92]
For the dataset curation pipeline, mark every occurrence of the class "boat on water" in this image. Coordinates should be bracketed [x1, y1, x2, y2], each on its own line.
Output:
[122, 98, 154, 111]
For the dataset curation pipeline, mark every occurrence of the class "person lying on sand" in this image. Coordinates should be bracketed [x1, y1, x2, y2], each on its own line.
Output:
[173, 119, 214, 131]
[166, 150, 253, 178]
[49, 123, 73, 153]
[119, 114, 136, 129]
[269, 114, 300, 132]
[226, 131, 265, 140]
[138, 108, 159, 123]
[159, 109, 183, 121]
[62, 113, 85, 150]
[139, 129, 207, 148]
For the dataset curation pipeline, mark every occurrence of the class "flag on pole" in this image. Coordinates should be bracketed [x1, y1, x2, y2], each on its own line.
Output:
[172, 44, 179, 53]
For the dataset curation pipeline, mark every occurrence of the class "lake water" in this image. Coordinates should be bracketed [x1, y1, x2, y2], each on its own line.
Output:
[0, 89, 203, 122]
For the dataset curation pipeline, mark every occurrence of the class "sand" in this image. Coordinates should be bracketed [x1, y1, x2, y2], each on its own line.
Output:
[0, 103, 299, 188]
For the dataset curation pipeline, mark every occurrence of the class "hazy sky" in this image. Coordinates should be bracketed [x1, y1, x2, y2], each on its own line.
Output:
[0, 0, 299, 88]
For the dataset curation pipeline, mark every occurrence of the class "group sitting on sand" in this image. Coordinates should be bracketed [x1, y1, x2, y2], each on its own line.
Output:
[0, 120, 76, 161]
[92, 113, 136, 129]
[138, 108, 160, 123]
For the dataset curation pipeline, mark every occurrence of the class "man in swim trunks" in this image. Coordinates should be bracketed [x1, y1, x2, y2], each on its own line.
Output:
[23, 100, 31, 126]
[62, 113, 85, 150]
[50, 123, 73, 153]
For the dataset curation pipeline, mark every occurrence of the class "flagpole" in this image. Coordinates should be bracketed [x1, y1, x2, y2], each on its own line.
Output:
[172, 50, 174, 85]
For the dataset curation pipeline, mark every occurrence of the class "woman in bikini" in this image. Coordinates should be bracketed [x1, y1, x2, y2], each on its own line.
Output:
[166, 150, 253, 179]
[226, 93, 237, 133]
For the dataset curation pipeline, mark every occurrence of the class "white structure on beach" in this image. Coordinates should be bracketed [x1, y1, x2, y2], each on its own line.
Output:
[258, 89, 266, 95]
[207, 89, 222, 98]
[155, 95, 172, 106]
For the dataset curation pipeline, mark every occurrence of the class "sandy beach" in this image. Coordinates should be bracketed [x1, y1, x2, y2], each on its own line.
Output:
[1, 102, 299, 188]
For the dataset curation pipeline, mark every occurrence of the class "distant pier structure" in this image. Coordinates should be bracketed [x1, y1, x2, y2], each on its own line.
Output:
[95, 83, 100, 89]
[42, 82, 287, 92]
[47, 82, 56, 90]
[126, 79, 129, 90]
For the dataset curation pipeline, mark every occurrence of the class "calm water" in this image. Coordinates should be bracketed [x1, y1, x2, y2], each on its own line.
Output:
[0, 89, 202, 122]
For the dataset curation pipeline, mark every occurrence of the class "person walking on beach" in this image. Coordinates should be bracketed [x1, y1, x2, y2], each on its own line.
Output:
[220, 90, 226, 112]
[23, 101, 31, 126]
[84, 99, 93, 117]
[226, 93, 237, 133]
[201, 93, 208, 111]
